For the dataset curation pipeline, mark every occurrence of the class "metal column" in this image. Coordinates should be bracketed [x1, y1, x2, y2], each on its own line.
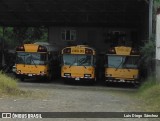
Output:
[149, 0, 153, 39]
[2, 27, 5, 67]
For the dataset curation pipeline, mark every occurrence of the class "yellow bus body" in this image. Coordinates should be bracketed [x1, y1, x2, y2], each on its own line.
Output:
[24, 44, 39, 52]
[61, 45, 96, 81]
[61, 66, 95, 78]
[105, 46, 140, 83]
[15, 42, 59, 81]
[105, 68, 139, 81]
[16, 64, 48, 76]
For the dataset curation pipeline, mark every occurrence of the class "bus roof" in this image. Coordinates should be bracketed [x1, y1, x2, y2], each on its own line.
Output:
[62, 45, 96, 55]
[66, 45, 95, 50]
[34, 42, 50, 46]
[33, 42, 59, 52]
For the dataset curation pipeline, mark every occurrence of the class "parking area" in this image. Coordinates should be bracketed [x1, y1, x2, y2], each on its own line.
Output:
[1, 78, 158, 121]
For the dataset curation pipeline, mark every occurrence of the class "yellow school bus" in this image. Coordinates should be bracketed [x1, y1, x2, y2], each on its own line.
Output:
[15, 42, 60, 81]
[61, 45, 96, 82]
[105, 46, 140, 83]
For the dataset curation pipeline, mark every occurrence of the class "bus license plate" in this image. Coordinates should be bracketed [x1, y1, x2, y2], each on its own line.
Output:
[28, 74, 32, 76]
[120, 79, 125, 82]
[75, 78, 80, 80]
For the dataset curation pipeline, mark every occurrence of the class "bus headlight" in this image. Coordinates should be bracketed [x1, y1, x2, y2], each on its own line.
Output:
[64, 73, 71, 76]
[84, 74, 91, 77]
[17, 70, 21, 73]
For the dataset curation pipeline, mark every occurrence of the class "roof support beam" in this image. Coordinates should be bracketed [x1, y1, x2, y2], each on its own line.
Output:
[0, 0, 147, 27]
[149, 0, 153, 39]
[24, 0, 44, 20]
[0, 0, 25, 25]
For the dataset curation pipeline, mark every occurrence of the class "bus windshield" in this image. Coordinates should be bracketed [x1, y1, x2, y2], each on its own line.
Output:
[16, 52, 47, 65]
[106, 55, 139, 69]
[63, 54, 93, 66]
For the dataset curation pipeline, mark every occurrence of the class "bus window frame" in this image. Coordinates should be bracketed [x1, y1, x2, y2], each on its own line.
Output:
[105, 54, 140, 69]
[16, 52, 48, 65]
[62, 54, 94, 66]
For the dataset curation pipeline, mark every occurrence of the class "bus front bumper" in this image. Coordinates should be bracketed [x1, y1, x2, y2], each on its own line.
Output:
[16, 73, 47, 78]
[105, 77, 139, 83]
[62, 77, 96, 81]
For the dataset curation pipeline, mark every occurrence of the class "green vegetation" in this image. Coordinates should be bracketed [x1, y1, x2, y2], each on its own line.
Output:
[137, 77, 160, 111]
[137, 1, 160, 111]
[0, 72, 31, 97]
[140, 38, 155, 65]
[0, 26, 48, 49]
[140, 36, 155, 77]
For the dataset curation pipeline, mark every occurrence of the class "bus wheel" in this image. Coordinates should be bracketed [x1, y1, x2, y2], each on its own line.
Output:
[64, 79, 70, 84]
[89, 79, 96, 85]
[47, 74, 53, 82]
[20, 77, 25, 81]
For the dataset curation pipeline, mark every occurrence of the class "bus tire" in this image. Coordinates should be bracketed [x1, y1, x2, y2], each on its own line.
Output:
[89, 79, 96, 85]
[20, 77, 25, 81]
[47, 74, 53, 82]
[64, 79, 70, 84]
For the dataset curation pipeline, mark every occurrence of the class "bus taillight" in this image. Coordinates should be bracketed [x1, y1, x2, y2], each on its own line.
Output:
[16, 46, 25, 51]
[108, 48, 116, 54]
[85, 48, 93, 54]
[38, 45, 47, 52]
[63, 48, 71, 54]
[131, 49, 139, 55]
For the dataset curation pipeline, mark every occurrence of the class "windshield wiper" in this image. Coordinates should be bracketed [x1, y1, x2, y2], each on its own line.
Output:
[69, 61, 87, 69]
[31, 55, 37, 68]
[79, 58, 90, 69]
[69, 62, 74, 68]
[122, 57, 132, 71]
[69, 58, 76, 68]
[115, 61, 123, 71]
[116, 57, 130, 71]
[81, 64, 87, 69]
[79, 60, 87, 68]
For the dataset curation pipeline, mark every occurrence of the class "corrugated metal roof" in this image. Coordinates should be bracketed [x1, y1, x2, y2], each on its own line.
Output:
[0, 0, 147, 27]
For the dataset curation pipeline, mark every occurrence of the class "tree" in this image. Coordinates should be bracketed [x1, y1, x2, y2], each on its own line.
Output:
[0, 26, 48, 49]
[140, 36, 155, 77]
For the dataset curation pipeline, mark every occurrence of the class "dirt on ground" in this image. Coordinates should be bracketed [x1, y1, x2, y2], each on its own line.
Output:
[0, 80, 159, 121]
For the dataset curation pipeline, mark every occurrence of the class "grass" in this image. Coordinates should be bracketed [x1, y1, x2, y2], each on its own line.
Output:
[136, 76, 160, 111]
[1, 71, 159, 111]
[0, 72, 32, 97]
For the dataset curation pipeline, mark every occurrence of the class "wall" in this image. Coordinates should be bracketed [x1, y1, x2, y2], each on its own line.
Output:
[156, 12, 160, 80]
[49, 27, 135, 54]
